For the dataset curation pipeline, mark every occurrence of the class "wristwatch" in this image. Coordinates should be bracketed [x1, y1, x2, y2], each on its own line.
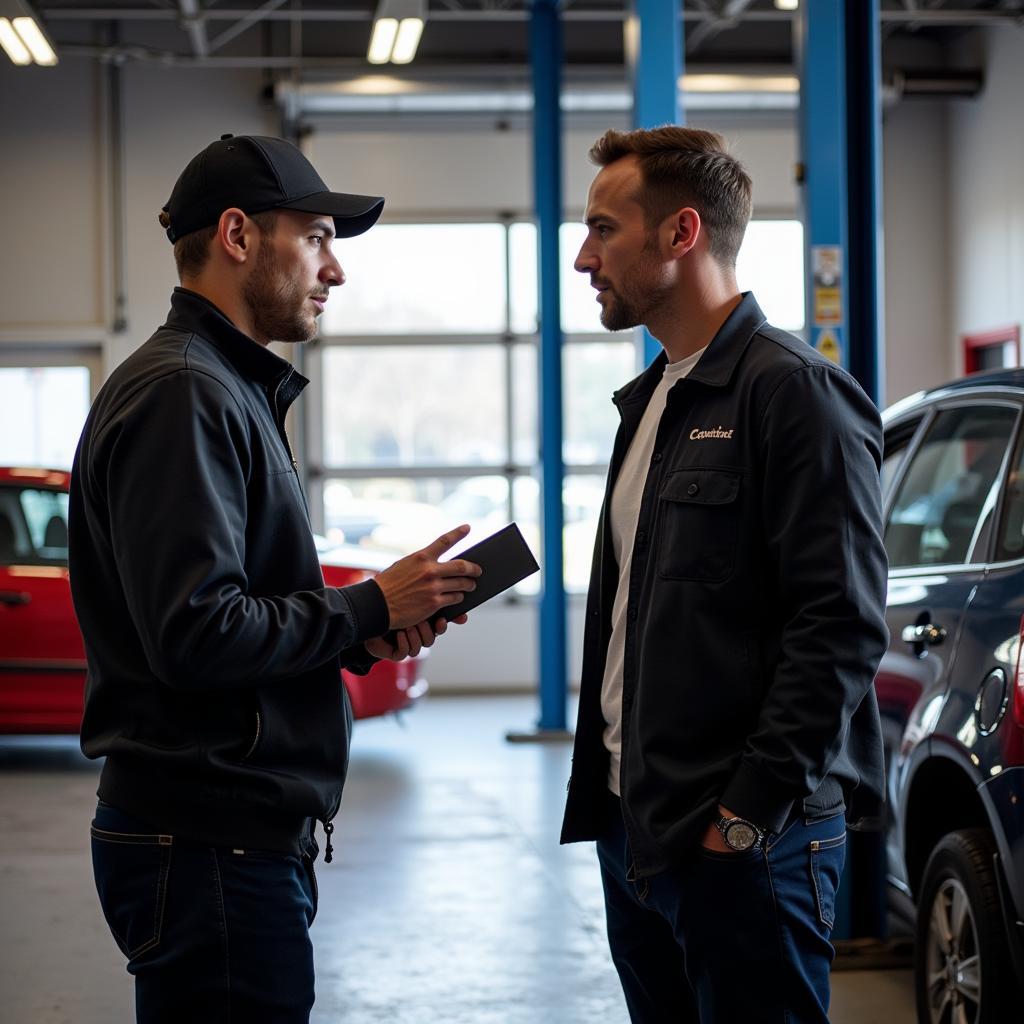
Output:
[715, 815, 765, 851]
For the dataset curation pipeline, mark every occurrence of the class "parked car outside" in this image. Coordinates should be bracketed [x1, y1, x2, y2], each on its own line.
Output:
[0, 467, 426, 732]
[878, 370, 1024, 1023]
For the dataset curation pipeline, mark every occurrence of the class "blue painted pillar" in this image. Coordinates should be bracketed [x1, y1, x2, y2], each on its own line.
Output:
[626, 0, 684, 367]
[799, 1, 888, 942]
[798, 0, 849, 375]
[531, 0, 567, 732]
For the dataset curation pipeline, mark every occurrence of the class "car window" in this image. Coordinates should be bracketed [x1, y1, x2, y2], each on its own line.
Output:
[995, 435, 1024, 561]
[884, 405, 1017, 569]
[0, 486, 69, 566]
[881, 417, 924, 503]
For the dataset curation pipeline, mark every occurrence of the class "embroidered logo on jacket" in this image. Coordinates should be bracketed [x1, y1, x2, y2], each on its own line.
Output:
[689, 426, 735, 441]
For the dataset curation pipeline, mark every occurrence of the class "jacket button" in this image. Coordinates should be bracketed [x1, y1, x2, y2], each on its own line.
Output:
[636, 530, 646, 544]
[651, 452, 663, 464]
[687, 483, 699, 496]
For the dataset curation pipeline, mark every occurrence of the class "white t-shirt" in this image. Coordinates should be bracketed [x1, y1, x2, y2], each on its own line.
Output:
[601, 347, 707, 795]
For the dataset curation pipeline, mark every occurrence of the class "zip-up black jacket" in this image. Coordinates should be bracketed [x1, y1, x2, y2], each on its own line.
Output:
[69, 288, 390, 855]
[560, 294, 889, 878]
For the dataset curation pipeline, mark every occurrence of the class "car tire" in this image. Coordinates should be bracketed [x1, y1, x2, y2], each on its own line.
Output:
[914, 828, 1015, 1024]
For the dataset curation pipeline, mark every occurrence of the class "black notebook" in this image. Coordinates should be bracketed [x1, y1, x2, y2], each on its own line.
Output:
[390, 523, 540, 637]
[441, 522, 540, 619]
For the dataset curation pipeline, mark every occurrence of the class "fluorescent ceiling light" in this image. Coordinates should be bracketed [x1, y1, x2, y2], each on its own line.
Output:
[12, 16, 55, 64]
[0, 17, 31, 64]
[367, 17, 397, 64]
[775, 0, 799, 10]
[277, 71, 802, 117]
[0, 0, 58, 65]
[682, 73, 798, 94]
[390, 18, 424, 65]
[368, 0, 425, 65]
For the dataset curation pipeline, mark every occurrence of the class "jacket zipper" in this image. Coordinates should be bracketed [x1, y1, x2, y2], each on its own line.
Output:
[243, 710, 262, 759]
[281, 423, 298, 472]
[322, 817, 335, 863]
[272, 376, 299, 472]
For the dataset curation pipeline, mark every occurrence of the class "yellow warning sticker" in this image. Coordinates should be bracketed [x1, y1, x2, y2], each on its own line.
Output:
[815, 329, 841, 365]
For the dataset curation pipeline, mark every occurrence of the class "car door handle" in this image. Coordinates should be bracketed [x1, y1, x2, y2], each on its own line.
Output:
[0, 590, 32, 607]
[901, 623, 947, 647]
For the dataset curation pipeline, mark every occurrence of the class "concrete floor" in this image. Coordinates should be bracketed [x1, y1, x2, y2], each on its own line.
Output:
[0, 695, 916, 1023]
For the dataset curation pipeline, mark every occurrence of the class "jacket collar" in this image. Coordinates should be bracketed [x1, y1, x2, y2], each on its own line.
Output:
[165, 287, 310, 393]
[613, 291, 767, 408]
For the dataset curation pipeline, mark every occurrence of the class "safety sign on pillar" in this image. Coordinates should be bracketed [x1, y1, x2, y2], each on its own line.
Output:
[811, 246, 843, 365]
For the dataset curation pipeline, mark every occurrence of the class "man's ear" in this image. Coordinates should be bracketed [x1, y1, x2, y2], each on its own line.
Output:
[215, 208, 255, 266]
[667, 207, 701, 260]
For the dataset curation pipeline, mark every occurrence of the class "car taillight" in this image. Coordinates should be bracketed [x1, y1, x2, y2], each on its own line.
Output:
[1014, 615, 1024, 728]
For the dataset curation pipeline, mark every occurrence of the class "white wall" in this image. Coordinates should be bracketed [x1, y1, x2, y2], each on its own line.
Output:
[882, 99, 952, 403]
[308, 121, 799, 220]
[948, 27, 1024, 367]
[0, 60, 107, 337]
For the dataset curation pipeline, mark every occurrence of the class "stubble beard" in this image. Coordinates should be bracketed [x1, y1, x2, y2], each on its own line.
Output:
[243, 235, 319, 345]
[598, 239, 671, 333]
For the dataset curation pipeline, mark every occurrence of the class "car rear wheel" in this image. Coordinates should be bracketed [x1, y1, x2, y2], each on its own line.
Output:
[914, 829, 1015, 1024]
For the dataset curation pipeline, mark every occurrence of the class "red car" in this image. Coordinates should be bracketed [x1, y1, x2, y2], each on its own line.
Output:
[0, 467, 426, 733]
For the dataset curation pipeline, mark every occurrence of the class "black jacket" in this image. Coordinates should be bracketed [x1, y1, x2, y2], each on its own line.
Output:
[560, 294, 889, 878]
[70, 288, 389, 855]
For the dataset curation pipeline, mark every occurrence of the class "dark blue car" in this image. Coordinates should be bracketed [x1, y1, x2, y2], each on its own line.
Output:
[878, 369, 1024, 1023]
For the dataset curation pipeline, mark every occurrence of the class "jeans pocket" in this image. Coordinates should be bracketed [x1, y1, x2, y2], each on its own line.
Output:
[808, 831, 846, 929]
[90, 823, 173, 960]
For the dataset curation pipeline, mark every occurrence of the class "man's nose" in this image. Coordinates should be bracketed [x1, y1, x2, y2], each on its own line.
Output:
[322, 255, 345, 287]
[574, 245, 596, 275]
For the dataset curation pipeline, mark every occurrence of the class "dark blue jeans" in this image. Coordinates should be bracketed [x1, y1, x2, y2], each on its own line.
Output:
[90, 801, 318, 1024]
[597, 797, 846, 1024]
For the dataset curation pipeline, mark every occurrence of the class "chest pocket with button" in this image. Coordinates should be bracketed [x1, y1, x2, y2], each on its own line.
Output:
[656, 468, 742, 582]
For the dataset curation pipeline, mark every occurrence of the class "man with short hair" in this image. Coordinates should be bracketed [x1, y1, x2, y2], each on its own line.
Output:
[70, 134, 481, 1022]
[560, 126, 888, 1024]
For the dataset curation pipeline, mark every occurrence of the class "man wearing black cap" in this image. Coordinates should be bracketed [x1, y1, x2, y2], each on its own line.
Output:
[69, 135, 481, 1022]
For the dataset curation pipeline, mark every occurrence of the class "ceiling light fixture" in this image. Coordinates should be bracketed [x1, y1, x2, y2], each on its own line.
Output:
[367, 0, 425, 66]
[0, 0, 57, 65]
[774, 0, 799, 11]
[277, 70, 802, 117]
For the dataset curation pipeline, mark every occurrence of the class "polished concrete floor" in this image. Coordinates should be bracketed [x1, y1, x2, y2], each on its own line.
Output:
[0, 695, 916, 1023]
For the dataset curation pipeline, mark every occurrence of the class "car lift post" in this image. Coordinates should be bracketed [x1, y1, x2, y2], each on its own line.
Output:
[800, 0, 891, 948]
[508, 0, 571, 743]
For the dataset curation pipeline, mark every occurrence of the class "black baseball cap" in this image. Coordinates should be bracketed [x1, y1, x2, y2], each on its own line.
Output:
[162, 134, 385, 243]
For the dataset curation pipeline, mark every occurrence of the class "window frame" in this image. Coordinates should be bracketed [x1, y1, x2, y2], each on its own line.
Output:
[883, 396, 1022, 575]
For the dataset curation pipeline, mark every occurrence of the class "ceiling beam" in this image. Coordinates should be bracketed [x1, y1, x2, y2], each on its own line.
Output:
[685, 0, 756, 56]
[206, 0, 287, 53]
[177, 0, 209, 56]
[40, 5, 1024, 26]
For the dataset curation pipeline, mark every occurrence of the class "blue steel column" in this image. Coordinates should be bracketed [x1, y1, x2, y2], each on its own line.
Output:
[626, 0, 684, 368]
[799, 0, 888, 942]
[532, 0, 567, 733]
[845, 0, 885, 407]
[799, 0, 849, 373]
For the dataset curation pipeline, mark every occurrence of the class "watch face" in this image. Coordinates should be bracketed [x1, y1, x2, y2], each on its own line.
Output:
[725, 820, 758, 851]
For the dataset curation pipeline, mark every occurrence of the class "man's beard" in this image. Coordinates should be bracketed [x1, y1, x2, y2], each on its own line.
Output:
[598, 242, 670, 333]
[242, 236, 319, 344]
[599, 289, 645, 333]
